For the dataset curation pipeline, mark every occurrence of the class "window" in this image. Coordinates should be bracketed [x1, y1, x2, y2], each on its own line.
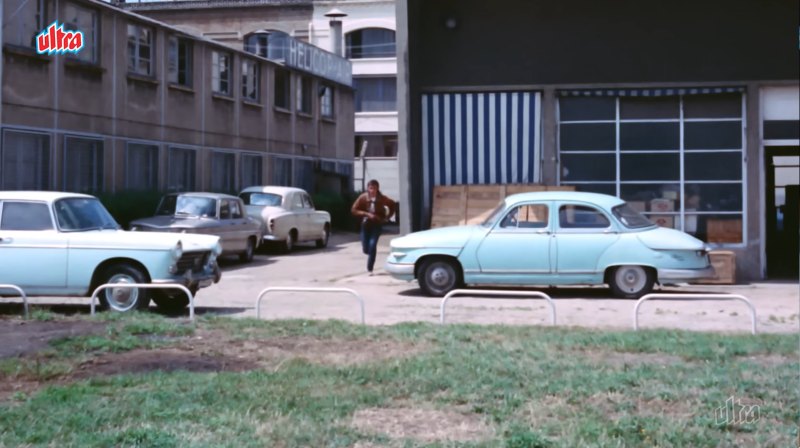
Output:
[301, 194, 313, 209]
[210, 152, 235, 193]
[0, 202, 53, 231]
[3, 0, 44, 48]
[297, 76, 312, 115]
[168, 36, 193, 87]
[64, 3, 98, 64]
[1, 130, 50, 190]
[321, 84, 334, 118]
[168, 147, 195, 192]
[244, 33, 268, 58]
[293, 159, 314, 192]
[558, 91, 745, 243]
[345, 28, 395, 59]
[212, 51, 231, 95]
[274, 67, 291, 110]
[241, 59, 260, 101]
[354, 134, 397, 157]
[125, 143, 158, 191]
[127, 24, 153, 76]
[219, 200, 231, 219]
[230, 199, 243, 219]
[353, 77, 396, 112]
[558, 205, 610, 229]
[63, 137, 103, 193]
[500, 204, 549, 229]
[271, 156, 292, 186]
[240, 154, 263, 189]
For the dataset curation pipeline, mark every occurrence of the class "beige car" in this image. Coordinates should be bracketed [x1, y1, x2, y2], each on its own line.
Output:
[239, 186, 331, 252]
[130, 192, 262, 263]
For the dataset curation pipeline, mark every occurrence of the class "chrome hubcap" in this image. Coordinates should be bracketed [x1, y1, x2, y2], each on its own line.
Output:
[429, 265, 453, 288]
[616, 266, 646, 293]
[104, 274, 138, 311]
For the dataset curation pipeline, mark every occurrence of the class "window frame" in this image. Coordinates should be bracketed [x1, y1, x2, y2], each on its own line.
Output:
[127, 23, 154, 77]
[241, 58, 260, 102]
[125, 142, 159, 191]
[297, 75, 313, 115]
[353, 76, 397, 112]
[345, 27, 396, 59]
[210, 151, 236, 193]
[167, 146, 197, 192]
[62, 135, 104, 194]
[1, 129, 51, 190]
[168, 35, 193, 87]
[211, 50, 232, 96]
[320, 84, 334, 119]
[3, 0, 46, 49]
[274, 67, 291, 111]
[63, 2, 99, 64]
[0, 201, 55, 231]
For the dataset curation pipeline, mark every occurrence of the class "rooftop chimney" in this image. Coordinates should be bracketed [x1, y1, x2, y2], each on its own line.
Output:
[325, 8, 347, 57]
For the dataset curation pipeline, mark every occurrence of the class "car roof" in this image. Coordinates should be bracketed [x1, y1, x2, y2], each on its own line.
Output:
[0, 191, 95, 202]
[165, 192, 240, 200]
[239, 186, 306, 195]
[505, 191, 626, 208]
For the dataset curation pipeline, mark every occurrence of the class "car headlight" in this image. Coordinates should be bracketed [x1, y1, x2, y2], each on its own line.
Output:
[171, 241, 183, 260]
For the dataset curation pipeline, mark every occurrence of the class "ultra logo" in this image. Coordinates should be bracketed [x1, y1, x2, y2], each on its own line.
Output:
[36, 21, 84, 55]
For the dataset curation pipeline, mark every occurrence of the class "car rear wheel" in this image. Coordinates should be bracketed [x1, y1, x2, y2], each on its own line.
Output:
[316, 225, 330, 248]
[98, 263, 150, 312]
[418, 258, 462, 297]
[240, 237, 255, 263]
[283, 230, 296, 253]
[152, 289, 192, 315]
[609, 265, 655, 299]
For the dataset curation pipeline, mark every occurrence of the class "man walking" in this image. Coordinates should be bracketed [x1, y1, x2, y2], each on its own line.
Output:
[351, 179, 397, 275]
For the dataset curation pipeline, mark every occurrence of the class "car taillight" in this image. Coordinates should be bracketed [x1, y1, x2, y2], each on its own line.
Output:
[269, 219, 275, 232]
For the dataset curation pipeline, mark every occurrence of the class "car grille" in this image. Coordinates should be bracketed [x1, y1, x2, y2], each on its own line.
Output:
[176, 251, 211, 275]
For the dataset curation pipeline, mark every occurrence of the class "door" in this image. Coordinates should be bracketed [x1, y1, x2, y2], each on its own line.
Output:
[476, 202, 552, 276]
[0, 201, 68, 293]
[765, 146, 799, 279]
[554, 203, 619, 276]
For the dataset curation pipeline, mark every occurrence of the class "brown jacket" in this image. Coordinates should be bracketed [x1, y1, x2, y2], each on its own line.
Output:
[351, 192, 397, 225]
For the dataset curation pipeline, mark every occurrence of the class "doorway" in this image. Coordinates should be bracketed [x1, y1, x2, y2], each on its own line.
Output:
[765, 146, 799, 279]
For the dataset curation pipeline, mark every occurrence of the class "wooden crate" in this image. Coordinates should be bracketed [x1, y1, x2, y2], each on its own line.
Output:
[465, 185, 505, 225]
[693, 250, 736, 284]
[707, 218, 743, 244]
[430, 185, 466, 228]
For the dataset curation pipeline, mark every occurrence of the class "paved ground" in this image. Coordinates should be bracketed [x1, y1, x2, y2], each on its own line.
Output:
[199, 227, 799, 334]
[8, 228, 799, 334]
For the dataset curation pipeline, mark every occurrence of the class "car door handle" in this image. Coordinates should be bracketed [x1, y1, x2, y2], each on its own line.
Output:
[536, 230, 550, 235]
[0, 237, 12, 243]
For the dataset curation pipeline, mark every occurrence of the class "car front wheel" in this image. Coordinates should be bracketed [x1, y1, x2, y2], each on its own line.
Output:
[609, 265, 655, 299]
[418, 258, 462, 297]
[98, 263, 150, 312]
[152, 289, 192, 315]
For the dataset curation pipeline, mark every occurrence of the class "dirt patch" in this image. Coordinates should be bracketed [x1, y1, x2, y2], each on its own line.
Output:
[351, 407, 493, 443]
[72, 348, 257, 379]
[0, 319, 106, 358]
[579, 350, 685, 368]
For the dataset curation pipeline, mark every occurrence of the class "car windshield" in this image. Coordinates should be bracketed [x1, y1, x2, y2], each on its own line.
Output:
[481, 201, 508, 227]
[54, 197, 120, 231]
[240, 192, 283, 207]
[612, 203, 656, 229]
[156, 195, 217, 218]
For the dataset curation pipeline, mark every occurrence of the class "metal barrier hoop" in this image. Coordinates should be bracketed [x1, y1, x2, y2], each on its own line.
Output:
[91, 283, 195, 321]
[255, 287, 365, 324]
[633, 293, 757, 335]
[0, 284, 29, 319]
[440, 289, 557, 325]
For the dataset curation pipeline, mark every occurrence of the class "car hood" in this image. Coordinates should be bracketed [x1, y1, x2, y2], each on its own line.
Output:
[130, 215, 219, 229]
[69, 230, 220, 251]
[391, 225, 480, 249]
[636, 227, 706, 250]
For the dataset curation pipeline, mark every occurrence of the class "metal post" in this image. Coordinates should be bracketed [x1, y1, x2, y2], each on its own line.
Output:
[91, 283, 195, 321]
[0, 285, 28, 319]
[255, 287, 365, 324]
[633, 293, 757, 335]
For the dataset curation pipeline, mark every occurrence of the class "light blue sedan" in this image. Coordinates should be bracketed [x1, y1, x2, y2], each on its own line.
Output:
[385, 191, 714, 298]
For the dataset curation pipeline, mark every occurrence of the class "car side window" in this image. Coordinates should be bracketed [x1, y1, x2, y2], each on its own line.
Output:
[293, 194, 304, 209]
[231, 200, 243, 219]
[220, 201, 231, 219]
[302, 194, 313, 209]
[0, 202, 54, 231]
[558, 205, 610, 229]
[500, 204, 549, 229]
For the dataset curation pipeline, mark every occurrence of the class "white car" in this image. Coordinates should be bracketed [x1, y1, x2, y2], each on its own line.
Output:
[0, 191, 223, 313]
[239, 186, 331, 252]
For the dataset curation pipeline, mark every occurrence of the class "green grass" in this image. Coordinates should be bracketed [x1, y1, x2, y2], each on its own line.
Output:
[0, 314, 796, 447]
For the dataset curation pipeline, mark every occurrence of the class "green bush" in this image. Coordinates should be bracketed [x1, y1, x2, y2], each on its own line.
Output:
[313, 191, 361, 231]
[97, 190, 163, 229]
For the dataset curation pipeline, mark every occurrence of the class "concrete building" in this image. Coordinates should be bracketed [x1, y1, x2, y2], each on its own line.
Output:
[1, 0, 354, 196]
[118, 0, 401, 198]
[397, 0, 799, 281]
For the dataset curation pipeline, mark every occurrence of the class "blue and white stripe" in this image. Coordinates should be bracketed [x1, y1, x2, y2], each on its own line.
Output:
[421, 91, 541, 212]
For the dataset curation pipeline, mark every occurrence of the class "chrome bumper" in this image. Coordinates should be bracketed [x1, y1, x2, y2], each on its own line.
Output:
[658, 266, 716, 281]
[154, 263, 221, 290]
[385, 261, 415, 280]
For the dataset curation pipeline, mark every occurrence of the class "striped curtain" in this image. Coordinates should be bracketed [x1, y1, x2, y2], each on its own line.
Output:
[421, 91, 541, 212]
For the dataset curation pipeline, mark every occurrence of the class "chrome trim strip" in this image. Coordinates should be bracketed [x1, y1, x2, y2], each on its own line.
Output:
[657, 266, 716, 280]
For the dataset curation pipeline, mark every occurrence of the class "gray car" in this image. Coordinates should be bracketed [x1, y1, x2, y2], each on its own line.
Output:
[130, 192, 262, 263]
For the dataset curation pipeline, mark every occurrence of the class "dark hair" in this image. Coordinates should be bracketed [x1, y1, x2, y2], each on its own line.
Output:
[367, 179, 380, 189]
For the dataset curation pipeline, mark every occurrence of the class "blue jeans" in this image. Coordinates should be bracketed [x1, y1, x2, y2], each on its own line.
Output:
[360, 222, 383, 272]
